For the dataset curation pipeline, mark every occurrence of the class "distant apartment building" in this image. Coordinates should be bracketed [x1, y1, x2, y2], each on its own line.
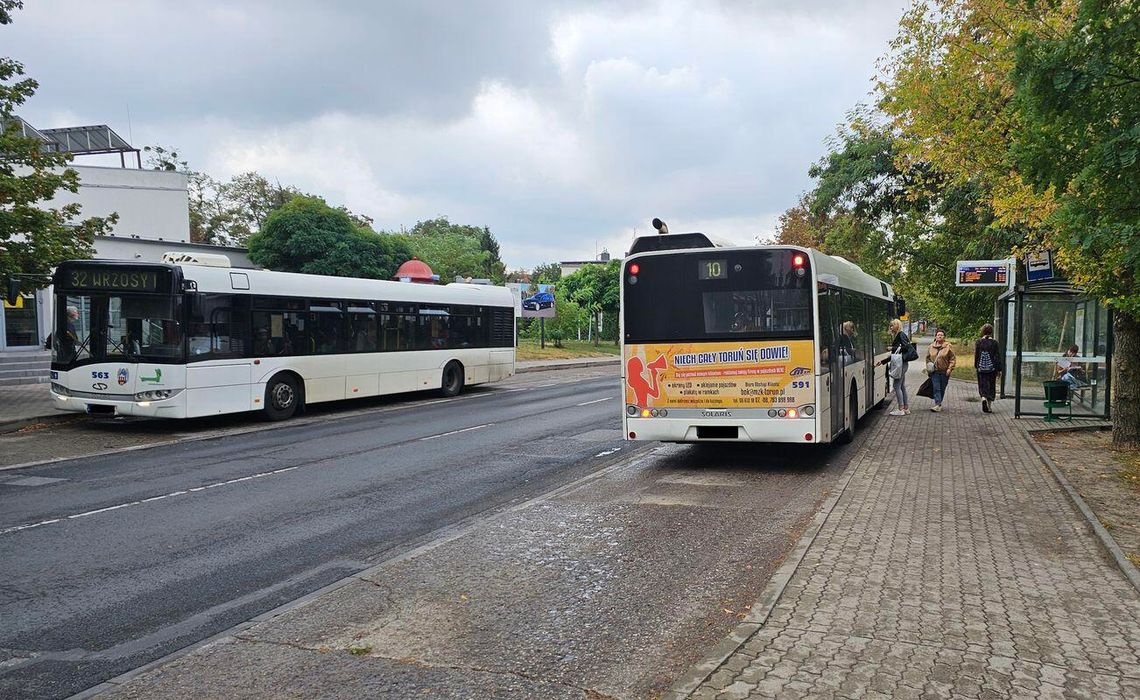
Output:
[559, 249, 612, 279]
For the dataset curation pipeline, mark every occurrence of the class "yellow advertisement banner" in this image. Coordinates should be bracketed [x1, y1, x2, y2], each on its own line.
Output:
[624, 340, 815, 409]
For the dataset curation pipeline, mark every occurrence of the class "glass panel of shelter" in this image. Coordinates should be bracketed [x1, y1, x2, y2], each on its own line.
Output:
[1015, 295, 1108, 417]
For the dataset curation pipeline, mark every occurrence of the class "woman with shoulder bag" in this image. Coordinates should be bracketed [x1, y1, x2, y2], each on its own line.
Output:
[974, 323, 1002, 413]
[925, 329, 956, 412]
[880, 319, 915, 416]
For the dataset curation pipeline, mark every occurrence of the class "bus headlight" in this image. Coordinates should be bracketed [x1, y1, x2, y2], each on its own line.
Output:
[134, 389, 177, 401]
[50, 382, 71, 397]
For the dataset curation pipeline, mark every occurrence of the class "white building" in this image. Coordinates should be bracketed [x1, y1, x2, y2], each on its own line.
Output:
[1, 120, 251, 362]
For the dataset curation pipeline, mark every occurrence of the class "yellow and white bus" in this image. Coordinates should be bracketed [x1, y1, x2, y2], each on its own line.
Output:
[49, 256, 515, 421]
[620, 233, 901, 444]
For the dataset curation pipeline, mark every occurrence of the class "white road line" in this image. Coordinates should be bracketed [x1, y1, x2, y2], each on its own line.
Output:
[595, 447, 622, 458]
[419, 424, 493, 441]
[0, 466, 302, 537]
[576, 397, 614, 406]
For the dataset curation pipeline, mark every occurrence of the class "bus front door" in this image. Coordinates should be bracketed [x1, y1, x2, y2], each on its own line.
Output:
[824, 289, 845, 440]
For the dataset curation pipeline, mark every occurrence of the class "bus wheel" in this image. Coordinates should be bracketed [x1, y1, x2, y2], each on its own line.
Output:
[441, 361, 464, 397]
[265, 374, 301, 421]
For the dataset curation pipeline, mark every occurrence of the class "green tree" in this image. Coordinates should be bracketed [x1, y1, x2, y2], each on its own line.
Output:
[407, 216, 506, 282]
[531, 261, 562, 285]
[400, 228, 489, 283]
[1011, 0, 1140, 445]
[248, 196, 412, 279]
[559, 259, 621, 345]
[0, 0, 116, 284]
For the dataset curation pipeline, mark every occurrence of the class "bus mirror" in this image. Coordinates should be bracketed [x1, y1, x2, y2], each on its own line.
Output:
[895, 296, 907, 318]
[6, 278, 19, 306]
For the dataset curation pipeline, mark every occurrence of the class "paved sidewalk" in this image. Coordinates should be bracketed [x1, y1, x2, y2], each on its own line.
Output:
[682, 368, 1140, 698]
[0, 383, 61, 432]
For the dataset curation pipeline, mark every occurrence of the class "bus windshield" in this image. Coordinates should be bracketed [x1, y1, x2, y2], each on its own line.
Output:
[54, 293, 184, 367]
[623, 249, 813, 343]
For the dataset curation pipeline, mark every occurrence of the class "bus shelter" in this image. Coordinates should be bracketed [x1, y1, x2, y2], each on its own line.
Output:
[996, 280, 1112, 419]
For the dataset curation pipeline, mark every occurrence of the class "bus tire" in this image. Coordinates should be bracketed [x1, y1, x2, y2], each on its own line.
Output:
[441, 361, 464, 397]
[264, 373, 302, 421]
[838, 388, 857, 444]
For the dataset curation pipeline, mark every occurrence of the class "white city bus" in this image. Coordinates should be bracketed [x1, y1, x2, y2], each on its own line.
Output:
[620, 233, 902, 444]
[49, 256, 516, 420]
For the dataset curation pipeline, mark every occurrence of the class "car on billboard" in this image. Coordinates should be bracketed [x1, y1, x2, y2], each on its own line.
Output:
[522, 292, 555, 311]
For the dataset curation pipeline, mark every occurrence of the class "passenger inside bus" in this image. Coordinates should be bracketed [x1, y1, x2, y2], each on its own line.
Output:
[839, 321, 859, 364]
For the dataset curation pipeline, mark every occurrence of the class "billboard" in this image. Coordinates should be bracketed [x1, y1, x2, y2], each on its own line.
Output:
[623, 340, 816, 410]
[510, 283, 557, 319]
[955, 260, 1010, 287]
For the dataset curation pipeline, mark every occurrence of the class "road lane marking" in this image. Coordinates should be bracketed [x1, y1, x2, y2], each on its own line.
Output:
[0, 466, 301, 537]
[576, 397, 614, 406]
[418, 424, 493, 441]
[0, 376, 617, 474]
[595, 447, 622, 457]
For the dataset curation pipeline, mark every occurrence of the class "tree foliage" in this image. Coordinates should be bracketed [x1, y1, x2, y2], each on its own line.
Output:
[403, 217, 506, 283]
[248, 196, 412, 280]
[144, 145, 370, 247]
[558, 260, 621, 344]
[1011, 0, 1140, 317]
[1, 0, 116, 283]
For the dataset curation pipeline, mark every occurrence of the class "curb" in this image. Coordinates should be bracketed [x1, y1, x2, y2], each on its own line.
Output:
[0, 413, 78, 436]
[516, 357, 619, 373]
[664, 412, 876, 699]
[1023, 431, 1140, 594]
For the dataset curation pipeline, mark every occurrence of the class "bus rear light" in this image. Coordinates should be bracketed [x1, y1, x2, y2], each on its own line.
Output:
[629, 263, 640, 275]
[629, 431, 636, 439]
[802, 405, 815, 416]
[626, 405, 638, 416]
[641, 408, 651, 418]
[787, 408, 798, 418]
[777, 408, 787, 417]
[768, 409, 777, 417]
[805, 433, 813, 441]
[792, 254, 805, 267]
[658, 408, 667, 417]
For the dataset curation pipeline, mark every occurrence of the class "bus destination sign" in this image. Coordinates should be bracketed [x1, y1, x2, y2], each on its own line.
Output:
[60, 267, 170, 293]
[955, 260, 1010, 287]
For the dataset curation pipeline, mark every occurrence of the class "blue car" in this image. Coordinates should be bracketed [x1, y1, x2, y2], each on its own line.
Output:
[522, 292, 555, 310]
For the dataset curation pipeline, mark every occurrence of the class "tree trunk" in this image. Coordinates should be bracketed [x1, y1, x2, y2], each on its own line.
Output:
[1112, 311, 1140, 448]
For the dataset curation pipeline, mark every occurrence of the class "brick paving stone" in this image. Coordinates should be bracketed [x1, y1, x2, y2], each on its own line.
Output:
[683, 364, 1140, 698]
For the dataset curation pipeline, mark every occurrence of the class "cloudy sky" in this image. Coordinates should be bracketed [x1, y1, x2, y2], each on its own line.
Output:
[6, 0, 907, 270]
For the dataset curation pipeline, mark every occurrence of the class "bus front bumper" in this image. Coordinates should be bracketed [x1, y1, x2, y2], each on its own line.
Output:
[51, 392, 188, 419]
[622, 417, 818, 443]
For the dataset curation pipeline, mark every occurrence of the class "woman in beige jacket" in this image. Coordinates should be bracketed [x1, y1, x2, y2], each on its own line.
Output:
[926, 329, 956, 411]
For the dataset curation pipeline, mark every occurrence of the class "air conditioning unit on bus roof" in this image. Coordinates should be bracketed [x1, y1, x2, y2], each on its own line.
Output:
[161, 251, 232, 268]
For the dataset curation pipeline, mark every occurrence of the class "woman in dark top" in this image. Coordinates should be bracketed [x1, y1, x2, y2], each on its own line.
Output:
[974, 323, 1002, 413]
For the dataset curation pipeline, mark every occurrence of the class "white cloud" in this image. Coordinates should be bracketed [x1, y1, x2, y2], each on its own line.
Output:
[7, 0, 907, 269]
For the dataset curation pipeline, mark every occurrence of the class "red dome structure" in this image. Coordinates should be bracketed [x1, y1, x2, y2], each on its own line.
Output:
[394, 257, 436, 284]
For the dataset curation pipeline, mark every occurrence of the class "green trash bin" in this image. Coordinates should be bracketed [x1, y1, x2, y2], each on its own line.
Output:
[1043, 380, 1070, 403]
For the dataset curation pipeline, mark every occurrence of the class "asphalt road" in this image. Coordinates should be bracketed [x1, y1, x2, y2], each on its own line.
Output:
[0, 367, 875, 699]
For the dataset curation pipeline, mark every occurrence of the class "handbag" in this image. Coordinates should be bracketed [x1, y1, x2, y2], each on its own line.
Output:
[917, 376, 934, 398]
[903, 340, 919, 363]
[926, 361, 936, 374]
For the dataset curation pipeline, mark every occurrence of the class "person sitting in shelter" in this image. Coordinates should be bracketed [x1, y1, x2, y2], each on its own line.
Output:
[1055, 345, 1087, 389]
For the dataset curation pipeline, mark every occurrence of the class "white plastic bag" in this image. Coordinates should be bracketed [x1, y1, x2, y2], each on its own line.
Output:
[889, 353, 904, 379]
